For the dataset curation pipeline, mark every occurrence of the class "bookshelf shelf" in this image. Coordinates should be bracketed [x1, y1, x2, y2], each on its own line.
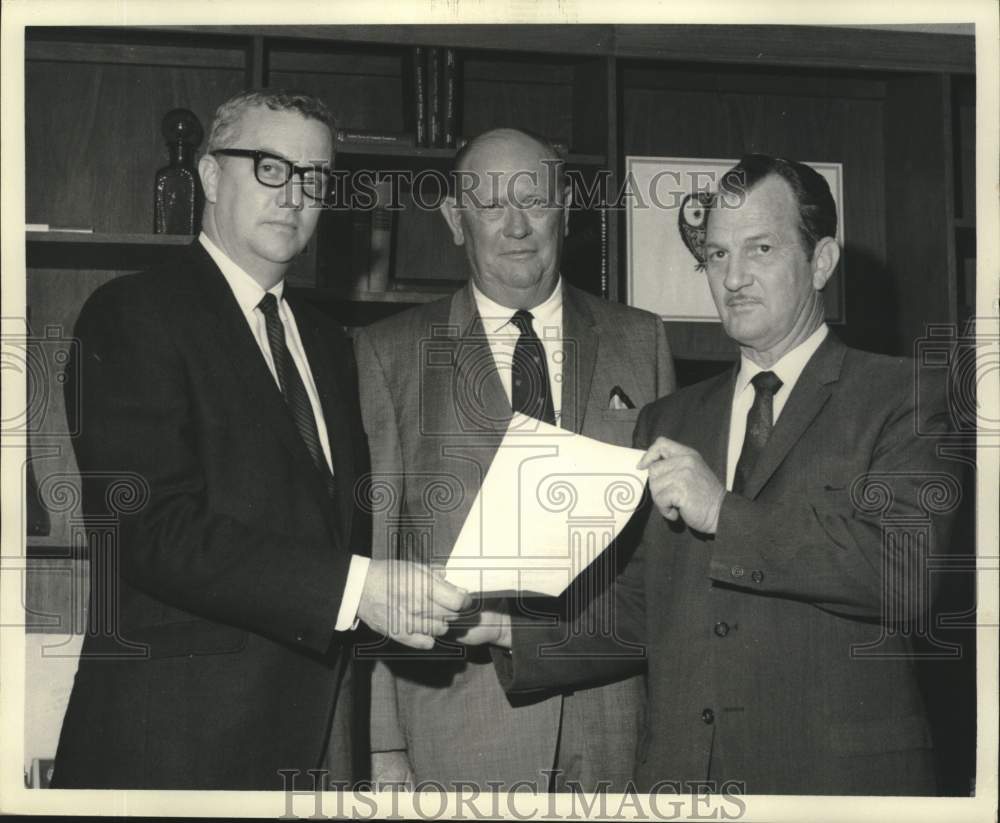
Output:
[301, 287, 453, 305]
[27, 231, 194, 246]
[337, 142, 606, 166]
[23, 24, 974, 353]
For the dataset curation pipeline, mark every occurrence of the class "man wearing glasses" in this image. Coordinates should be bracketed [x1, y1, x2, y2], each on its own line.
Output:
[52, 89, 468, 790]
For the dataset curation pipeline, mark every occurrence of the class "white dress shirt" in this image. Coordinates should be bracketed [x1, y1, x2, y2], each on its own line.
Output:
[471, 280, 564, 425]
[199, 233, 368, 632]
[725, 323, 829, 491]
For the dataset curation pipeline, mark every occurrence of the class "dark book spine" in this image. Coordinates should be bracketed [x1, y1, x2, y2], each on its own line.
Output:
[426, 47, 442, 148]
[351, 211, 372, 291]
[413, 46, 427, 148]
[369, 181, 394, 291]
[442, 48, 459, 149]
[600, 207, 608, 298]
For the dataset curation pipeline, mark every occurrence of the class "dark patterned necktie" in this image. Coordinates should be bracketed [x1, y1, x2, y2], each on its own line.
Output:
[257, 293, 336, 498]
[510, 309, 556, 425]
[732, 370, 783, 495]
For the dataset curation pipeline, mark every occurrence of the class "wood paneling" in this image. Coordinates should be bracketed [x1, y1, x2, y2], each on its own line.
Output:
[885, 74, 957, 353]
[461, 54, 575, 144]
[138, 24, 974, 74]
[25, 57, 244, 233]
[145, 24, 615, 57]
[268, 68, 407, 134]
[613, 25, 975, 75]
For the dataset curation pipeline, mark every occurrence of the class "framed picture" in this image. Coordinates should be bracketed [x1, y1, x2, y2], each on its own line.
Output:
[625, 156, 845, 323]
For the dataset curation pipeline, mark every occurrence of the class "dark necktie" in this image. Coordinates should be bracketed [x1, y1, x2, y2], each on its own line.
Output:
[510, 309, 556, 425]
[732, 370, 783, 495]
[257, 293, 336, 499]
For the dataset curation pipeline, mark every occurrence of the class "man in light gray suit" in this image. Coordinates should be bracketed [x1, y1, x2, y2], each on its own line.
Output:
[355, 128, 675, 792]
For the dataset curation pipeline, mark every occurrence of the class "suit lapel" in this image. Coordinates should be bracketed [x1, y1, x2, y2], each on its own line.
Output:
[689, 367, 737, 482]
[192, 245, 337, 523]
[560, 285, 598, 434]
[287, 296, 355, 546]
[741, 334, 847, 499]
[449, 285, 512, 436]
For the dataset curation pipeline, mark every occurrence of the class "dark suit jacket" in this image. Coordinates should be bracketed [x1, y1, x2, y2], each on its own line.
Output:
[52, 243, 369, 790]
[355, 282, 675, 789]
[501, 334, 960, 795]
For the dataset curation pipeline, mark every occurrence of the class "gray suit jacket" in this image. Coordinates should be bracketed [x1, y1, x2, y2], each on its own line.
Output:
[499, 335, 960, 794]
[354, 282, 675, 790]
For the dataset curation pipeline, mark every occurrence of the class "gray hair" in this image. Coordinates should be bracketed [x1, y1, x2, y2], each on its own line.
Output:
[205, 88, 337, 154]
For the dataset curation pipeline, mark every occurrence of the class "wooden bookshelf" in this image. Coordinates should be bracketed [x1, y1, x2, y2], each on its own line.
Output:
[26, 231, 194, 245]
[25, 24, 974, 350]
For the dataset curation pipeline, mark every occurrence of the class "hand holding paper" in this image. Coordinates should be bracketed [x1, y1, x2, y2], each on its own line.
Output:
[638, 436, 725, 534]
[444, 413, 649, 597]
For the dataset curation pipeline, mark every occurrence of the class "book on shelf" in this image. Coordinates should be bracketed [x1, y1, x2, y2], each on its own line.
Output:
[336, 129, 416, 147]
[442, 48, 460, 149]
[350, 211, 371, 290]
[368, 180, 395, 292]
[426, 47, 442, 149]
[600, 207, 608, 299]
[409, 46, 427, 148]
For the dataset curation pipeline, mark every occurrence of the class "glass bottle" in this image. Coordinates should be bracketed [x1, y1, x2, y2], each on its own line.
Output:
[153, 108, 203, 234]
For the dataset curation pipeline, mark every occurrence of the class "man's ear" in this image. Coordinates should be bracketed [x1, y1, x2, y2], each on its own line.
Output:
[439, 196, 465, 246]
[199, 154, 220, 204]
[561, 183, 572, 238]
[811, 236, 841, 291]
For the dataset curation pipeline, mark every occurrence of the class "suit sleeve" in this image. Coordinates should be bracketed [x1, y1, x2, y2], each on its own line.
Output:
[68, 284, 350, 654]
[652, 314, 677, 397]
[495, 403, 657, 694]
[707, 373, 958, 621]
[354, 330, 409, 753]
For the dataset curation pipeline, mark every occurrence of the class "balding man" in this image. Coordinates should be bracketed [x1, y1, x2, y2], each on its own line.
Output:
[355, 128, 676, 791]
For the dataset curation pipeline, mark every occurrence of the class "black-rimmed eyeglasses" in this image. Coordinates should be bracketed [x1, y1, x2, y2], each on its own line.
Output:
[212, 148, 332, 201]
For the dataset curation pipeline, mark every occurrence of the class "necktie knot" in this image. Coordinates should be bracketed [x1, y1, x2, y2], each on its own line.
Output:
[510, 309, 535, 336]
[257, 292, 279, 318]
[751, 370, 783, 397]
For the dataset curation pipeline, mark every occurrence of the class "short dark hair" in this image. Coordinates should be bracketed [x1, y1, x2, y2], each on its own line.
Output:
[716, 154, 838, 257]
[205, 89, 337, 154]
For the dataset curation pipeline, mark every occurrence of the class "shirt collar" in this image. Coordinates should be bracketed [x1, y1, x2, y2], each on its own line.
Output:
[735, 323, 829, 397]
[199, 232, 284, 318]
[471, 278, 563, 336]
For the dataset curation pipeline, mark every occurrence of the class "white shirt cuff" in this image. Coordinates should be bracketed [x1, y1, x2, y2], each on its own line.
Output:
[334, 555, 371, 632]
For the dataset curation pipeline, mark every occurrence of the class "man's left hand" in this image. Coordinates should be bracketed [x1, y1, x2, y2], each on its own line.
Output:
[450, 599, 512, 648]
[638, 437, 726, 534]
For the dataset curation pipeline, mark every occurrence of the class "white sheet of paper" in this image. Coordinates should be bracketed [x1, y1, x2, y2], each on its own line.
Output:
[444, 413, 648, 597]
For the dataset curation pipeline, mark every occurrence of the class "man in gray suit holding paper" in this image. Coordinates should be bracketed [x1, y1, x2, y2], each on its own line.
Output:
[355, 128, 675, 791]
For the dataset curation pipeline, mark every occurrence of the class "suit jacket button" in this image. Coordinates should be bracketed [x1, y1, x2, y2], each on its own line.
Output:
[731, 565, 744, 578]
[751, 570, 764, 584]
[701, 708, 715, 724]
[713, 621, 730, 637]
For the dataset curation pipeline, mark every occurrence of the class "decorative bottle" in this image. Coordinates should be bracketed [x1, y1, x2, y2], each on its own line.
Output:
[153, 108, 203, 234]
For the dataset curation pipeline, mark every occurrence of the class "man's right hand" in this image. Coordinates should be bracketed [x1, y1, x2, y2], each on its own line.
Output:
[358, 560, 470, 650]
